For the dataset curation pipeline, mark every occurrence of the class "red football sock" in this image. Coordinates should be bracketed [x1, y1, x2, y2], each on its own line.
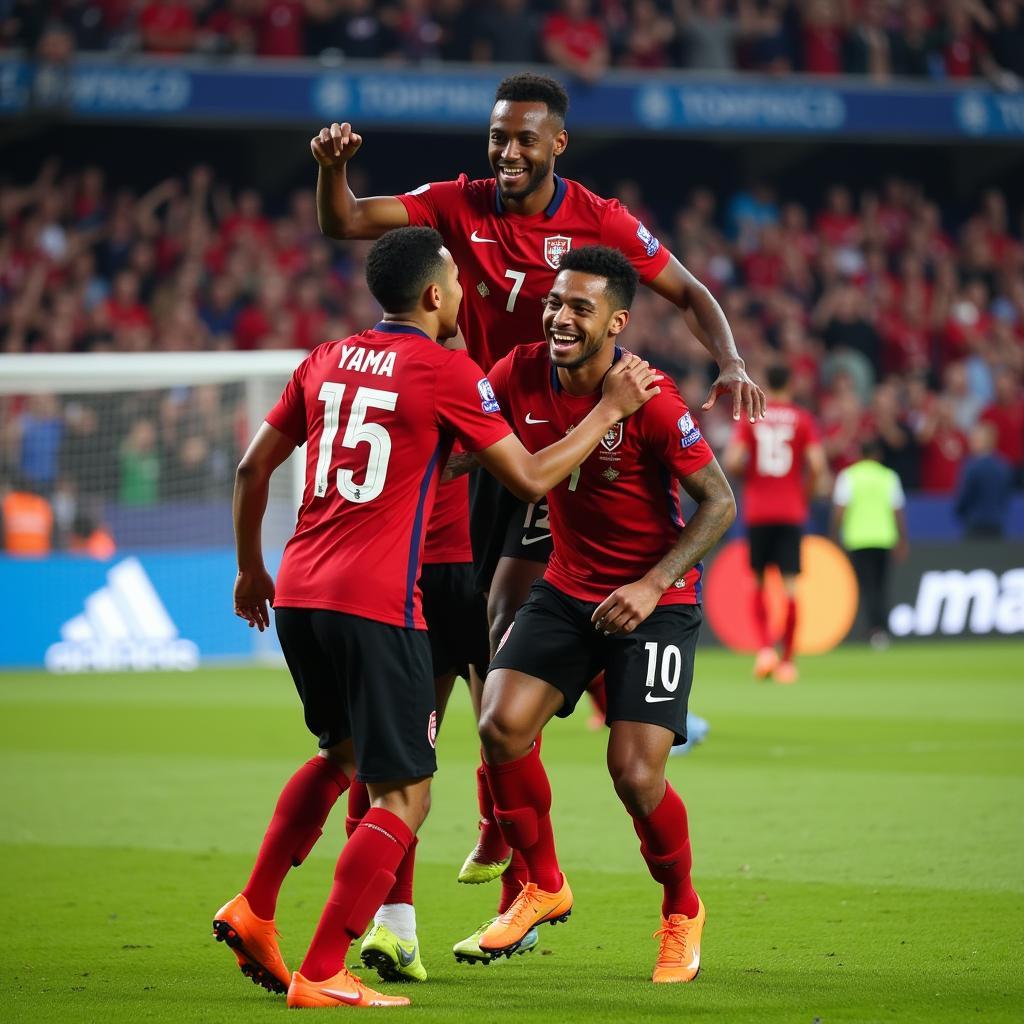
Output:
[587, 672, 608, 716]
[384, 838, 417, 905]
[242, 756, 350, 920]
[484, 743, 561, 893]
[752, 586, 771, 648]
[346, 780, 416, 906]
[474, 762, 511, 864]
[781, 596, 798, 662]
[299, 808, 413, 981]
[499, 850, 529, 913]
[345, 780, 371, 838]
[631, 783, 699, 919]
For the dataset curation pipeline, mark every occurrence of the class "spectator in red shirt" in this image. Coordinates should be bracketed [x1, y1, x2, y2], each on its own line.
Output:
[917, 396, 969, 493]
[980, 368, 1024, 474]
[541, 0, 610, 83]
[257, 0, 306, 57]
[139, 0, 198, 54]
[100, 269, 151, 331]
[801, 0, 846, 74]
[234, 274, 288, 350]
[619, 0, 676, 69]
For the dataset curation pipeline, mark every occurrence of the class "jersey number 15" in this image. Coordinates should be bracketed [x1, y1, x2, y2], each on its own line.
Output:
[314, 383, 397, 504]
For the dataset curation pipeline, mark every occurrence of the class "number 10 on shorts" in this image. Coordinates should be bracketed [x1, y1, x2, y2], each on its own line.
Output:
[644, 641, 681, 699]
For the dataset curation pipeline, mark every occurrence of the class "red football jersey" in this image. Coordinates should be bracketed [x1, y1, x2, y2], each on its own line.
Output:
[733, 401, 820, 525]
[422, 471, 472, 565]
[488, 343, 714, 605]
[266, 325, 510, 627]
[398, 174, 671, 372]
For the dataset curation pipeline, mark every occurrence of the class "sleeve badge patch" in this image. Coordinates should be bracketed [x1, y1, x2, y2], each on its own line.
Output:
[636, 222, 661, 258]
[678, 412, 702, 448]
[478, 378, 501, 414]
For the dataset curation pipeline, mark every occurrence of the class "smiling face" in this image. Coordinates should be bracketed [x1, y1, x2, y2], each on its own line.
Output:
[543, 269, 627, 370]
[488, 100, 567, 204]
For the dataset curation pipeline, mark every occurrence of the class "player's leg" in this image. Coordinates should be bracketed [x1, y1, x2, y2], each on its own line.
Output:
[474, 581, 593, 955]
[604, 603, 705, 983]
[288, 613, 437, 1009]
[773, 526, 803, 684]
[212, 606, 354, 995]
[869, 548, 892, 648]
[748, 527, 778, 678]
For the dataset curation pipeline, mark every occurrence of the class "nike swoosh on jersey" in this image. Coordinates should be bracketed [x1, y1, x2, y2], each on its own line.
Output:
[520, 533, 553, 546]
[397, 944, 418, 967]
[645, 693, 674, 703]
[525, 413, 550, 424]
[471, 230, 498, 243]
[319, 988, 362, 1005]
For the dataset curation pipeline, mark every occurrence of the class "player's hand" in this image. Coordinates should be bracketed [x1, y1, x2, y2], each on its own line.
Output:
[234, 567, 275, 632]
[592, 578, 662, 635]
[702, 361, 766, 423]
[600, 353, 662, 420]
[311, 122, 363, 169]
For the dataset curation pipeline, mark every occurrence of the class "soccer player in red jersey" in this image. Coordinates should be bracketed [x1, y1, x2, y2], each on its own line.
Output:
[212, 227, 659, 1008]
[475, 246, 736, 983]
[723, 364, 828, 684]
[311, 71, 761, 954]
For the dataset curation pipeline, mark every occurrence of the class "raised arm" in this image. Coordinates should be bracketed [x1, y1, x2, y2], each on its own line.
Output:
[476, 356, 660, 502]
[591, 458, 736, 635]
[232, 422, 297, 631]
[311, 122, 411, 239]
[647, 254, 766, 422]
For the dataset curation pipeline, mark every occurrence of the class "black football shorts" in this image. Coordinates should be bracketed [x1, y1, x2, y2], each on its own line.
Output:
[488, 579, 702, 745]
[420, 561, 490, 679]
[469, 469, 554, 594]
[748, 523, 803, 575]
[274, 607, 437, 783]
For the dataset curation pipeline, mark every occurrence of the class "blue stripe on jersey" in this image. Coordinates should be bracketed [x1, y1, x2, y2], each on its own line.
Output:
[374, 321, 432, 340]
[693, 561, 704, 603]
[495, 174, 568, 217]
[659, 466, 685, 529]
[404, 442, 443, 628]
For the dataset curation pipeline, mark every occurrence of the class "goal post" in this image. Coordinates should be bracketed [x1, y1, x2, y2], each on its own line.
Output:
[0, 350, 307, 671]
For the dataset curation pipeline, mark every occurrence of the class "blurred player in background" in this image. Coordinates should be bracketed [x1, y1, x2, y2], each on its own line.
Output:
[312, 71, 761, 958]
[214, 227, 658, 1008]
[475, 247, 735, 982]
[724, 364, 827, 684]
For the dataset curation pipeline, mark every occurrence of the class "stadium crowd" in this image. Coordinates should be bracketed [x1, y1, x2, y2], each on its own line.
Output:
[3, 0, 1024, 83]
[1, 156, 1022, 550]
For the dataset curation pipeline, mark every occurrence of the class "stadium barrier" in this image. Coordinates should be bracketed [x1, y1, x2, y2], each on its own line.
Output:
[2, 54, 1023, 141]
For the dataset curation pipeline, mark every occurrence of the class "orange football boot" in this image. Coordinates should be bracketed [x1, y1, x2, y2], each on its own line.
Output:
[479, 876, 573, 956]
[286, 967, 410, 1008]
[652, 897, 705, 983]
[212, 893, 291, 994]
[753, 647, 779, 680]
[773, 660, 799, 685]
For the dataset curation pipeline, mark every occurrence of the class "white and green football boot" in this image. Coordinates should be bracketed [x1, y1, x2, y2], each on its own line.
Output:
[360, 922, 427, 983]
[452, 918, 539, 965]
[457, 848, 513, 885]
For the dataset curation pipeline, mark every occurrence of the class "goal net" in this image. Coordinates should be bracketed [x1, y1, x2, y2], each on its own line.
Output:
[0, 351, 304, 671]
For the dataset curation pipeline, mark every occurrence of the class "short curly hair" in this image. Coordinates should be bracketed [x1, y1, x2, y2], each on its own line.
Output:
[495, 73, 569, 122]
[365, 227, 447, 312]
[556, 246, 639, 311]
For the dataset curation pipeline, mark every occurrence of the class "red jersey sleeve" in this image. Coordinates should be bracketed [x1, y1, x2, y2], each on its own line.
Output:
[600, 200, 671, 283]
[396, 175, 470, 231]
[640, 385, 715, 482]
[265, 357, 308, 445]
[486, 351, 514, 410]
[801, 408, 821, 446]
[435, 350, 512, 452]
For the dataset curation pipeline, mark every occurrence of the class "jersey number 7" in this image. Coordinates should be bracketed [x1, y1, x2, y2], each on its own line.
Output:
[314, 382, 397, 504]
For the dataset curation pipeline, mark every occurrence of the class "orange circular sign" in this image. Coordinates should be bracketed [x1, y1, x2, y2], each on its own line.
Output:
[703, 535, 858, 654]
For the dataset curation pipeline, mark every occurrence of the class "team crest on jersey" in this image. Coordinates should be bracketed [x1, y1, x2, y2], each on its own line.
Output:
[678, 412, 702, 448]
[477, 377, 501, 414]
[636, 222, 660, 258]
[600, 422, 624, 452]
[543, 235, 572, 269]
[427, 710, 437, 749]
[477, 281, 490, 297]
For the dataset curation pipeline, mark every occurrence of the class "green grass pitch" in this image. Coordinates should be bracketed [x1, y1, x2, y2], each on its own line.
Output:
[2, 642, 1022, 1022]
